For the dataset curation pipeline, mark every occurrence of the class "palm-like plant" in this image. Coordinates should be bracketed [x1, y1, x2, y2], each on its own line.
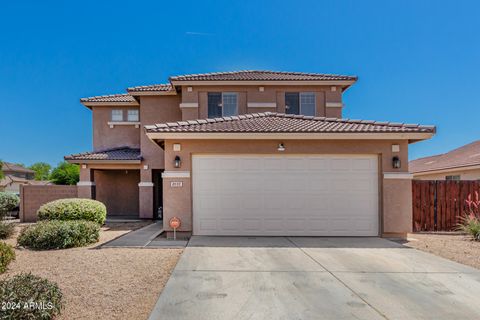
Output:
[457, 191, 480, 240]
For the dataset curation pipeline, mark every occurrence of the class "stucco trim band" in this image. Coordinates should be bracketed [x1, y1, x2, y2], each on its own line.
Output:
[383, 172, 414, 180]
[77, 181, 96, 186]
[107, 121, 141, 128]
[326, 102, 343, 108]
[162, 171, 191, 178]
[180, 103, 199, 108]
[247, 102, 277, 108]
[138, 182, 154, 187]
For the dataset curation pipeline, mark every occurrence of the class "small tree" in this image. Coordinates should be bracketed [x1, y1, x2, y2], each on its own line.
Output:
[0, 160, 4, 180]
[49, 162, 79, 185]
[29, 162, 52, 181]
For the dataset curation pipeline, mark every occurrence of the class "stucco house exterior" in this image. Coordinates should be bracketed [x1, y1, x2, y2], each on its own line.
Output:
[410, 140, 480, 180]
[66, 70, 435, 238]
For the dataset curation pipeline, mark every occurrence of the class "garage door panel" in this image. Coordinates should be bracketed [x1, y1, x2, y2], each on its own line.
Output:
[193, 155, 379, 236]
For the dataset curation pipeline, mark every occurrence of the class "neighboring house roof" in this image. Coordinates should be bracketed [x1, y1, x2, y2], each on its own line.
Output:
[145, 112, 435, 134]
[0, 175, 51, 187]
[410, 140, 480, 174]
[169, 70, 357, 82]
[127, 83, 174, 93]
[65, 147, 142, 163]
[2, 162, 34, 174]
[80, 93, 137, 103]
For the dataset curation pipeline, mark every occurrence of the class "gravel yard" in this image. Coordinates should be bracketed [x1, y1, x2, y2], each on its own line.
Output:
[1, 222, 183, 320]
[405, 233, 480, 270]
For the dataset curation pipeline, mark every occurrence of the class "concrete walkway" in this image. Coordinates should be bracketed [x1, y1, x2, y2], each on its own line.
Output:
[149, 236, 480, 320]
[102, 221, 164, 248]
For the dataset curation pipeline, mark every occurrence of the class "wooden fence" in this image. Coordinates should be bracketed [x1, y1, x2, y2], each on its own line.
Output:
[412, 180, 480, 232]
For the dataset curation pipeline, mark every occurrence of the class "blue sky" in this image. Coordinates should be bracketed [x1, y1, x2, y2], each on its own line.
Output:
[1, 0, 479, 166]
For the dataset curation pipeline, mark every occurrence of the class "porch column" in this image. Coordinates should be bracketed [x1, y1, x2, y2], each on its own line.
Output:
[139, 168, 154, 219]
[77, 165, 95, 199]
[382, 172, 414, 238]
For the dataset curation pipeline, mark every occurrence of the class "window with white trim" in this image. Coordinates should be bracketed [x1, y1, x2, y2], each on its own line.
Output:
[128, 109, 139, 122]
[111, 109, 123, 122]
[208, 92, 238, 117]
[285, 92, 316, 116]
[446, 175, 460, 181]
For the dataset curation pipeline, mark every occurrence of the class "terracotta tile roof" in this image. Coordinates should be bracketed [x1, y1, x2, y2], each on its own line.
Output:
[2, 162, 34, 174]
[127, 83, 174, 93]
[80, 93, 136, 103]
[65, 147, 142, 162]
[169, 70, 357, 82]
[145, 112, 435, 134]
[410, 140, 480, 173]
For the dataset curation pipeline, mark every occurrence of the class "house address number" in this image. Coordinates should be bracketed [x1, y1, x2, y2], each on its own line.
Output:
[170, 181, 183, 188]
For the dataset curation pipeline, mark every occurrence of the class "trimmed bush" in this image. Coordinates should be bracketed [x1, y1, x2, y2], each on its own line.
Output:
[0, 192, 20, 216]
[38, 198, 107, 225]
[0, 242, 15, 273]
[0, 273, 63, 319]
[0, 221, 15, 239]
[18, 220, 100, 250]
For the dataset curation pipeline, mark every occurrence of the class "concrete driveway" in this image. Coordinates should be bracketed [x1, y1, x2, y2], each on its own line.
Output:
[149, 237, 480, 320]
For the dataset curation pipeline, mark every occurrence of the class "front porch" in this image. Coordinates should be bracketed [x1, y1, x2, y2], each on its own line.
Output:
[65, 147, 163, 220]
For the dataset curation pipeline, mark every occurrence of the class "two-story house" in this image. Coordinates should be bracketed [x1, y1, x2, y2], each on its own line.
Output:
[0, 162, 50, 194]
[66, 70, 435, 238]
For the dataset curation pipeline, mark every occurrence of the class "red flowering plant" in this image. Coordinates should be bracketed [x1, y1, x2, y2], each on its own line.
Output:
[457, 191, 480, 240]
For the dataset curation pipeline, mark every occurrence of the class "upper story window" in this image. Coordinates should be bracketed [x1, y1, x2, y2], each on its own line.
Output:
[111, 109, 123, 122]
[285, 92, 316, 116]
[208, 92, 238, 118]
[128, 109, 139, 122]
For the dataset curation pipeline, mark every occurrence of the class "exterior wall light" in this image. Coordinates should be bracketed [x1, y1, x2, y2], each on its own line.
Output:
[277, 143, 285, 152]
[174, 155, 181, 168]
[392, 156, 401, 169]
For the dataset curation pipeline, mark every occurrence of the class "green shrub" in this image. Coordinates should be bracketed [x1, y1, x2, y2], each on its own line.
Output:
[0, 273, 63, 319]
[0, 192, 20, 216]
[0, 242, 15, 273]
[37, 198, 107, 225]
[18, 220, 100, 250]
[0, 221, 15, 239]
[457, 215, 480, 240]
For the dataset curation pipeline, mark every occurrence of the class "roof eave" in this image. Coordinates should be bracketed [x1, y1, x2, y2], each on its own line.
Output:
[127, 90, 178, 96]
[80, 101, 140, 109]
[146, 131, 434, 141]
[169, 79, 357, 87]
[65, 159, 142, 164]
[411, 163, 480, 176]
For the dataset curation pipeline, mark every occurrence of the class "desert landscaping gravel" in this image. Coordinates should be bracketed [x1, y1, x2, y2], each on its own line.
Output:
[405, 233, 480, 270]
[1, 222, 183, 320]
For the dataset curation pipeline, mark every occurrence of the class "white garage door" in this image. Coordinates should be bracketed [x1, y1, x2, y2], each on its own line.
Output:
[192, 154, 379, 236]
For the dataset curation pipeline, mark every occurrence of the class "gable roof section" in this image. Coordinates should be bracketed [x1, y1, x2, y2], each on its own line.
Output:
[169, 70, 357, 82]
[65, 147, 142, 163]
[80, 93, 139, 107]
[2, 162, 34, 174]
[80, 70, 358, 103]
[410, 140, 480, 174]
[145, 112, 435, 141]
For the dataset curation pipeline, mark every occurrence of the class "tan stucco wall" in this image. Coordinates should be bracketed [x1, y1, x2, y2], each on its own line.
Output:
[180, 85, 343, 120]
[92, 106, 140, 150]
[138, 95, 182, 218]
[383, 178, 412, 236]
[20, 185, 78, 222]
[94, 169, 140, 216]
[414, 168, 480, 180]
[161, 139, 411, 237]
